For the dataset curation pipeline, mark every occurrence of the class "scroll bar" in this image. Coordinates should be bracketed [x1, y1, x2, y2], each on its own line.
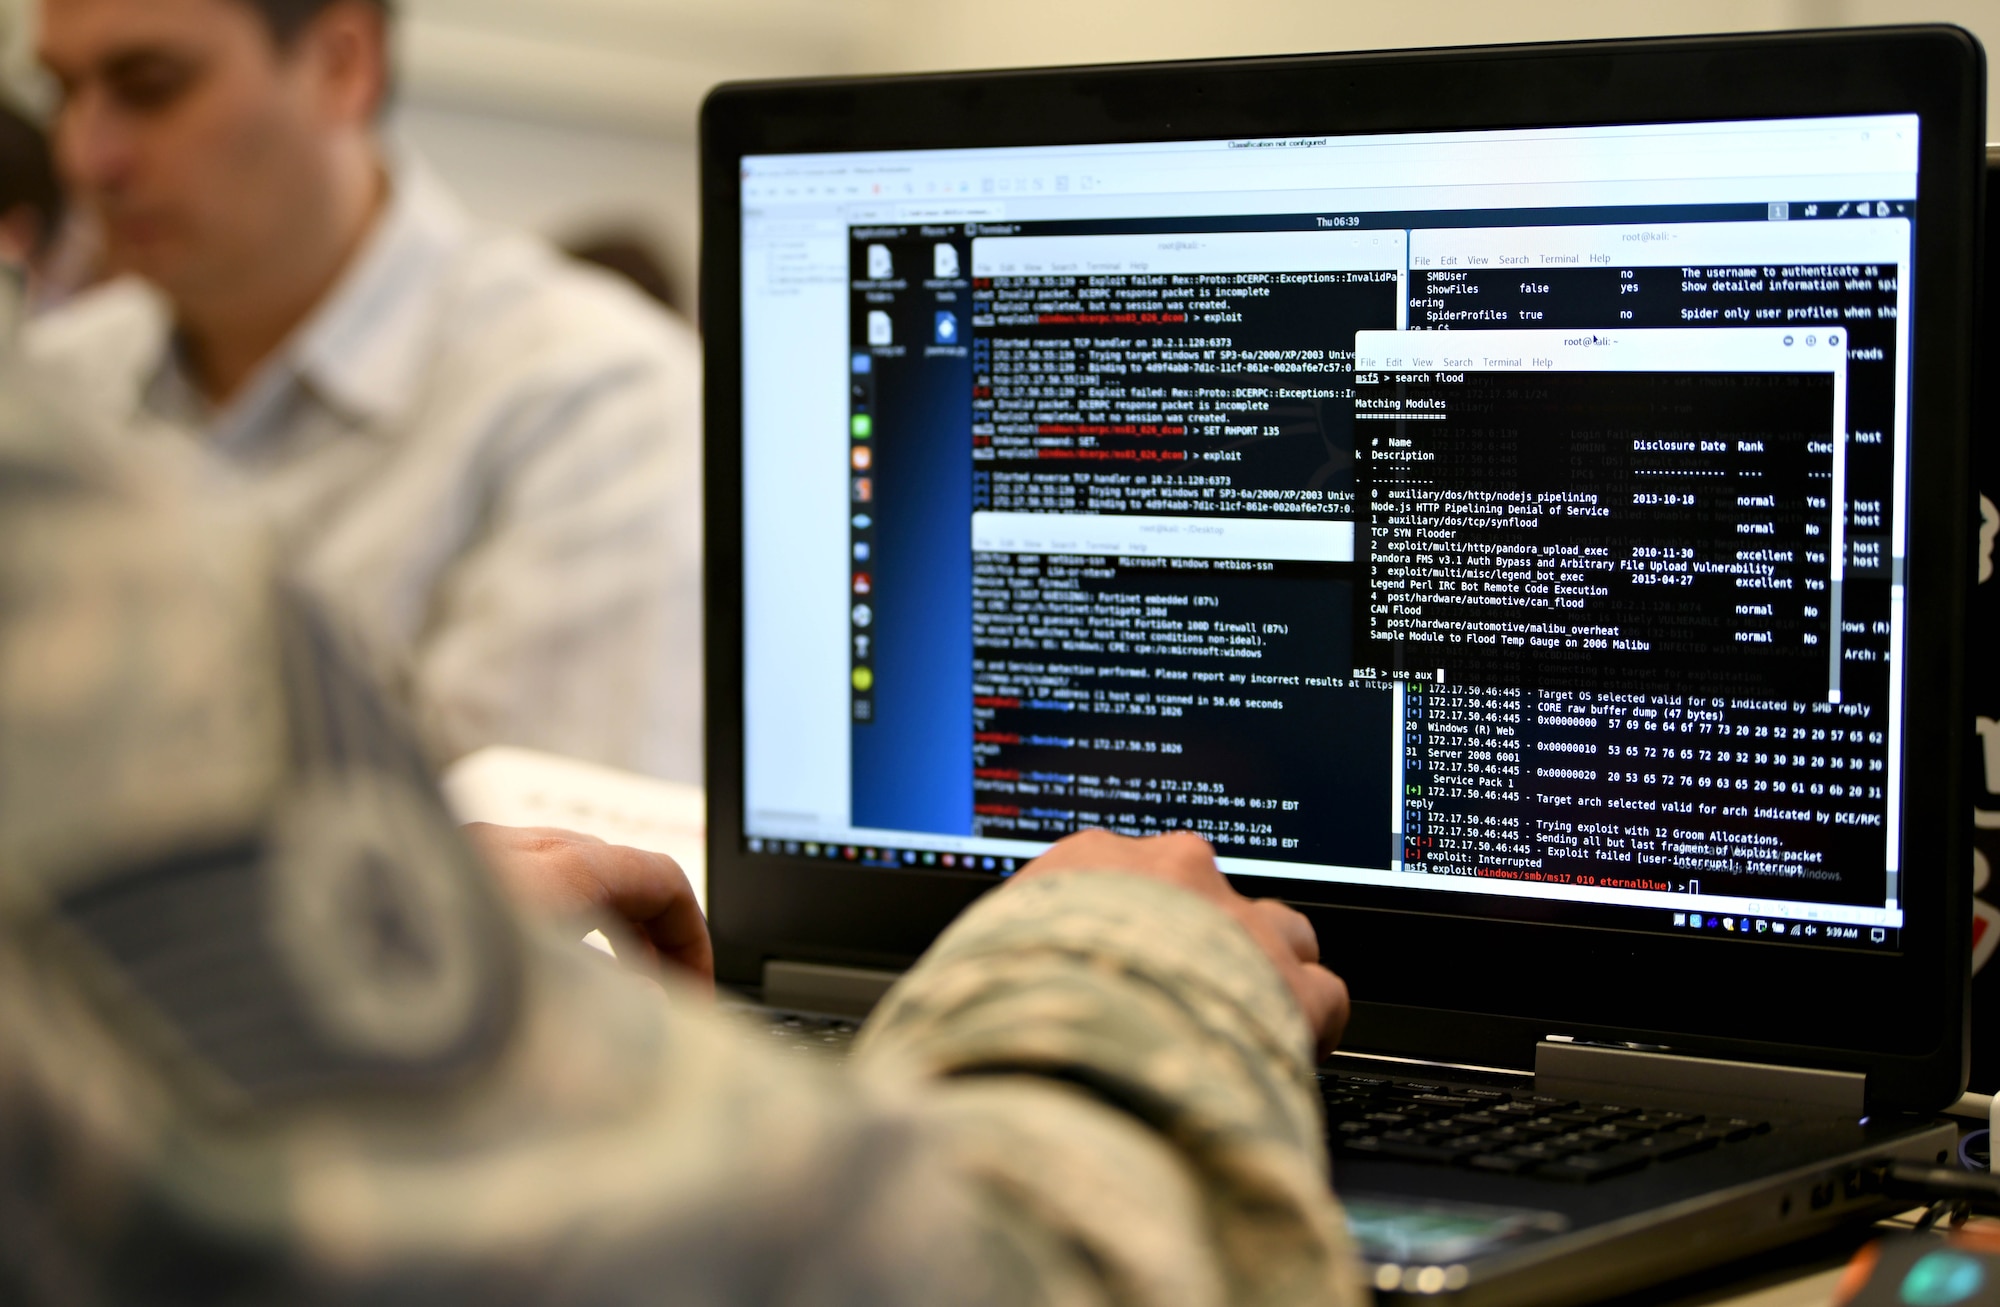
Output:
[1827, 354, 1847, 703]
[1391, 682, 1407, 872]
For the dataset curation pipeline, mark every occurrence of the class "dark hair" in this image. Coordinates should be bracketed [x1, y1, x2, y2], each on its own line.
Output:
[0, 103, 61, 255]
[237, 0, 392, 45]
[564, 233, 689, 318]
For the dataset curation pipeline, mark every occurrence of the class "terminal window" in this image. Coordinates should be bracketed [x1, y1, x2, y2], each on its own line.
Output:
[741, 120, 1917, 951]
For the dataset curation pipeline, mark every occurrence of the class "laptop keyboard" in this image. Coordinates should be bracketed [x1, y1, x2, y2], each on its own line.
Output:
[1322, 1072, 1771, 1183]
[744, 1015, 1772, 1184]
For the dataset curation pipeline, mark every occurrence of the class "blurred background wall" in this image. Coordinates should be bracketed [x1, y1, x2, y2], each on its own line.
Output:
[3, 0, 1997, 318]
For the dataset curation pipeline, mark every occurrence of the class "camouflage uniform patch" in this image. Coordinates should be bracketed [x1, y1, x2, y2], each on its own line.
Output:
[266, 771, 512, 1067]
[0, 311, 1363, 1305]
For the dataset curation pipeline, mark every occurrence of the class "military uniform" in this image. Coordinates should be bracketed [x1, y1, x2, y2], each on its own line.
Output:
[0, 280, 1362, 1305]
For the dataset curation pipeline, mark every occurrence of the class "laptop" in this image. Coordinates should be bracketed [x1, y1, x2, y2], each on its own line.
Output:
[699, 27, 1981, 1305]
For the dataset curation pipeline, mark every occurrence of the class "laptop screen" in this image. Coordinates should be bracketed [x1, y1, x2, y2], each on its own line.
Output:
[737, 116, 1919, 957]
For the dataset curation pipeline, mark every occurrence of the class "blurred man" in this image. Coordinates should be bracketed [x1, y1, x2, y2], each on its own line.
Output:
[0, 264, 1361, 1302]
[26, 0, 704, 782]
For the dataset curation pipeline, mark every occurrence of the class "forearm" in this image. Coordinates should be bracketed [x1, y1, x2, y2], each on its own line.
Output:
[856, 874, 1365, 1307]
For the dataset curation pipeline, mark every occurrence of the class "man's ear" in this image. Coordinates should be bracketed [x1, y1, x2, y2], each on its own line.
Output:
[296, 1, 392, 129]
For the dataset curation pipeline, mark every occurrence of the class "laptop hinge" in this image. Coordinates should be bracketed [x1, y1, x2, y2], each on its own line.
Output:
[1535, 1040, 1865, 1118]
[763, 960, 902, 1018]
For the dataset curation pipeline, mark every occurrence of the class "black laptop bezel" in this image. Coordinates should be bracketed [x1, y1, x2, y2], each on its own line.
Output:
[701, 26, 1981, 1111]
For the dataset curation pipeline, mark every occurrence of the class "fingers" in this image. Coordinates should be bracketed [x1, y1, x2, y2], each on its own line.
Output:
[580, 844, 715, 991]
[1008, 827, 1347, 1053]
[462, 824, 714, 991]
[1295, 964, 1352, 1059]
[1229, 901, 1343, 1047]
[619, 852, 715, 991]
[1249, 898, 1319, 966]
[1017, 828, 1223, 898]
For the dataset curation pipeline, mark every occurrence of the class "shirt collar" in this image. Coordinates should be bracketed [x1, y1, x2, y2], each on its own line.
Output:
[151, 153, 472, 444]
[288, 156, 471, 428]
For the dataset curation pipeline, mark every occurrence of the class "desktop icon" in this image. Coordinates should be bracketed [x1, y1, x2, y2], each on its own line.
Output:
[867, 310, 893, 345]
[1756, 920, 1767, 934]
[934, 244, 960, 279]
[853, 572, 872, 595]
[852, 445, 872, 471]
[1723, 918, 1735, 931]
[852, 603, 873, 628]
[1871, 927, 1886, 943]
[1876, 200, 1890, 217]
[852, 353, 871, 374]
[853, 634, 871, 659]
[867, 243, 893, 279]
[851, 513, 873, 530]
[853, 541, 871, 562]
[935, 311, 960, 345]
[1690, 915, 1702, 929]
[748, 838, 764, 853]
[1707, 917, 1719, 929]
[1791, 924, 1802, 936]
[1673, 912, 1687, 927]
[941, 854, 956, 867]
[803, 842, 819, 856]
[852, 476, 873, 503]
[851, 414, 873, 439]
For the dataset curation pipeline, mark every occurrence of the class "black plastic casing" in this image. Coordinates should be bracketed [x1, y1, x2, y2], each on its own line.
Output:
[701, 27, 1983, 1112]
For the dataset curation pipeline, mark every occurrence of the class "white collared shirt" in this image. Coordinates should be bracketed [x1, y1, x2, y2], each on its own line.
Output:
[26, 162, 704, 783]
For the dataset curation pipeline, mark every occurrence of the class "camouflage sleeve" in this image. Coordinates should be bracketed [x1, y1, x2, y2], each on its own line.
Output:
[0, 348, 1360, 1306]
[854, 873, 1365, 1307]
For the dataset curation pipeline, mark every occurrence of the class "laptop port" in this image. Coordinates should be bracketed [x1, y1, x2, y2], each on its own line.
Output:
[1810, 1181, 1837, 1210]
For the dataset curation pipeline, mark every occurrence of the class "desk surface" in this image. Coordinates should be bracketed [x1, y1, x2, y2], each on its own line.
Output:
[1635, 1211, 1998, 1307]
[1703, 1267, 1845, 1307]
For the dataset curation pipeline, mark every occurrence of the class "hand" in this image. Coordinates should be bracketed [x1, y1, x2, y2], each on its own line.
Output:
[1013, 829, 1349, 1055]
[462, 823, 713, 992]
